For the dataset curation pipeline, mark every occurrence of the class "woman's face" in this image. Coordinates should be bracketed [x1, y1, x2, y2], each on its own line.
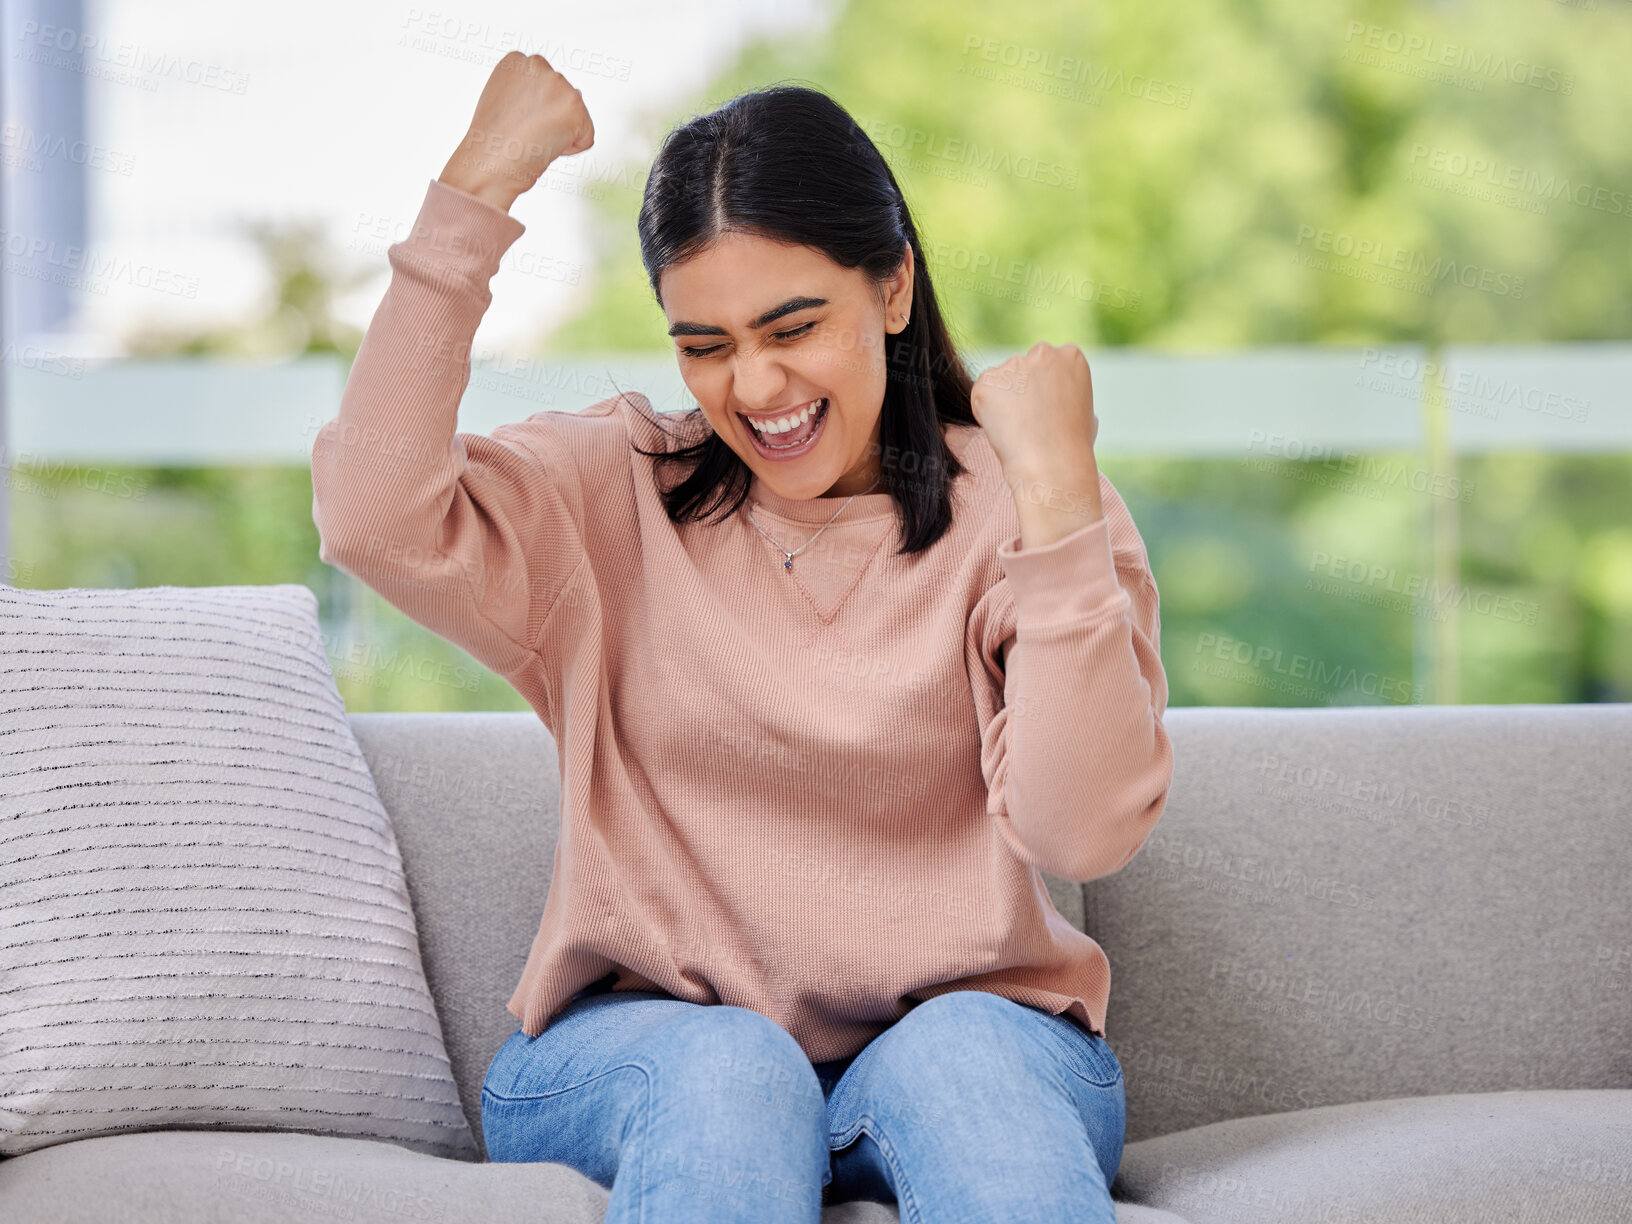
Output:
[659, 231, 914, 500]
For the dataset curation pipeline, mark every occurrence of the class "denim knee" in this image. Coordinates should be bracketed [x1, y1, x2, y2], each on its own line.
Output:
[848, 989, 1080, 1105]
[482, 1027, 536, 1101]
[654, 1005, 827, 1124]
[823, 991, 1019, 1124]
[901, 988, 1022, 1041]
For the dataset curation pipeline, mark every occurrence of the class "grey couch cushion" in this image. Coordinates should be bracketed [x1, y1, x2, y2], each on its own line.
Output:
[0, 1127, 1189, 1223]
[1088, 704, 1632, 1142]
[0, 585, 476, 1161]
[1114, 1088, 1632, 1223]
[0, 1130, 610, 1224]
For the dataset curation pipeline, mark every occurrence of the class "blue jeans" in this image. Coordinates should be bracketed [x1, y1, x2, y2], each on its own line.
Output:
[481, 980, 1125, 1223]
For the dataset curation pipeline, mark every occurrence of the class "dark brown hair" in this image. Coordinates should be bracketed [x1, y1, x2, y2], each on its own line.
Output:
[620, 83, 978, 556]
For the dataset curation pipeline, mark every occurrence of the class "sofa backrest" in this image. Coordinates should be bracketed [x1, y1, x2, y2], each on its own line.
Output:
[1088, 702, 1632, 1142]
[347, 712, 559, 1156]
[350, 703, 1632, 1150]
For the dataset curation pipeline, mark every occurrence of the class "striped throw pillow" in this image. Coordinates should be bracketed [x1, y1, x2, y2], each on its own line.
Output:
[0, 583, 478, 1160]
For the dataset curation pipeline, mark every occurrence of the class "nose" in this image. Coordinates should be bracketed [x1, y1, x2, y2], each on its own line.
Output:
[729, 344, 792, 414]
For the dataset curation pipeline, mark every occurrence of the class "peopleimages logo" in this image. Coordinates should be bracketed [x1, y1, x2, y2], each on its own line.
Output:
[959, 33, 1193, 108]
[854, 116, 1079, 190]
[16, 19, 250, 93]
[1293, 225, 1524, 298]
[1341, 22, 1575, 93]
[1406, 144, 1630, 218]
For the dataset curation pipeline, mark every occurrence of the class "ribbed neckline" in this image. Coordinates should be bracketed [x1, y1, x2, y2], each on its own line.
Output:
[745, 472, 898, 525]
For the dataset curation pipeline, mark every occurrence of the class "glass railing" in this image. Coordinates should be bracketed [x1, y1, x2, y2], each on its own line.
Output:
[5, 344, 1629, 708]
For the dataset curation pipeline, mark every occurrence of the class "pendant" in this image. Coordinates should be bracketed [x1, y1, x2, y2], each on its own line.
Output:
[784, 557, 794, 571]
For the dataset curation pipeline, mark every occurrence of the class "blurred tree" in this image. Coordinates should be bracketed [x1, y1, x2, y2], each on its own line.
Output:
[121, 218, 371, 359]
[547, 0, 1632, 351]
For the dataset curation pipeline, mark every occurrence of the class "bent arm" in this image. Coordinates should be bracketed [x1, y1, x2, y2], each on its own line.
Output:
[971, 480, 1173, 884]
[310, 178, 587, 682]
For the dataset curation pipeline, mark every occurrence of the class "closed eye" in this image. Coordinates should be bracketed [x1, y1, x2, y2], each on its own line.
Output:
[680, 321, 816, 359]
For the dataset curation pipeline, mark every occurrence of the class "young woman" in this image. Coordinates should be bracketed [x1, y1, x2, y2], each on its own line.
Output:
[311, 51, 1172, 1224]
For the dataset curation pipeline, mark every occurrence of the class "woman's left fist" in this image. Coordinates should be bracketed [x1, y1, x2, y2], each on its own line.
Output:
[969, 341, 1098, 478]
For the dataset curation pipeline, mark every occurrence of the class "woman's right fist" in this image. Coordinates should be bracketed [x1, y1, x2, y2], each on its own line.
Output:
[438, 51, 595, 213]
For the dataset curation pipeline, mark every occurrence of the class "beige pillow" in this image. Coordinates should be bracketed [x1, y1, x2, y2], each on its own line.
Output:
[0, 583, 478, 1161]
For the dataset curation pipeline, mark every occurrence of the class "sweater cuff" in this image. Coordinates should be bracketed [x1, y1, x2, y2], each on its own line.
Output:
[996, 514, 1127, 627]
[404, 177, 528, 278]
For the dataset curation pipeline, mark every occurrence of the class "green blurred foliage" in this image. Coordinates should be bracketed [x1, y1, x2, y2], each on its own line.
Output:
[7, 465, 531, 712]
[10, 0, 1630, 708]
[549, 0, 1632, 351]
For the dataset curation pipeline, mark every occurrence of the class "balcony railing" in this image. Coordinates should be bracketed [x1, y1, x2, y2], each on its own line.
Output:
[6, 345, 1628, 465]
[4, 344, 1628, 709]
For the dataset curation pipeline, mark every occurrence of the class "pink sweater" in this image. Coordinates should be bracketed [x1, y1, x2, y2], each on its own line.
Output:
[310, 176, 1174, 1063]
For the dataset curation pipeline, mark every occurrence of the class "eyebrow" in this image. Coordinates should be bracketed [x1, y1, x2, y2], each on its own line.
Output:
[667, 295, 829, 338]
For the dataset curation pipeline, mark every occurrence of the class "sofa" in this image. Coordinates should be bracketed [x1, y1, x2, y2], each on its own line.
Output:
[4, 696, 1630, 1223]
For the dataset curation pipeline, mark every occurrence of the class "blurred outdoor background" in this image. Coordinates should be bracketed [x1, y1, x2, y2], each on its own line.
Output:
[3, 0, 1629, 711]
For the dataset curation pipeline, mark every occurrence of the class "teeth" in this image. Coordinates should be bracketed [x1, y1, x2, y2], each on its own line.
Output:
[749, 399, 823, 432]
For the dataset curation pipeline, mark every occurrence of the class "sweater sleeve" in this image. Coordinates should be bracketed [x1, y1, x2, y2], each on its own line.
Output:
[966, 472, 1173, 884]
[310, 178, 588, 686]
